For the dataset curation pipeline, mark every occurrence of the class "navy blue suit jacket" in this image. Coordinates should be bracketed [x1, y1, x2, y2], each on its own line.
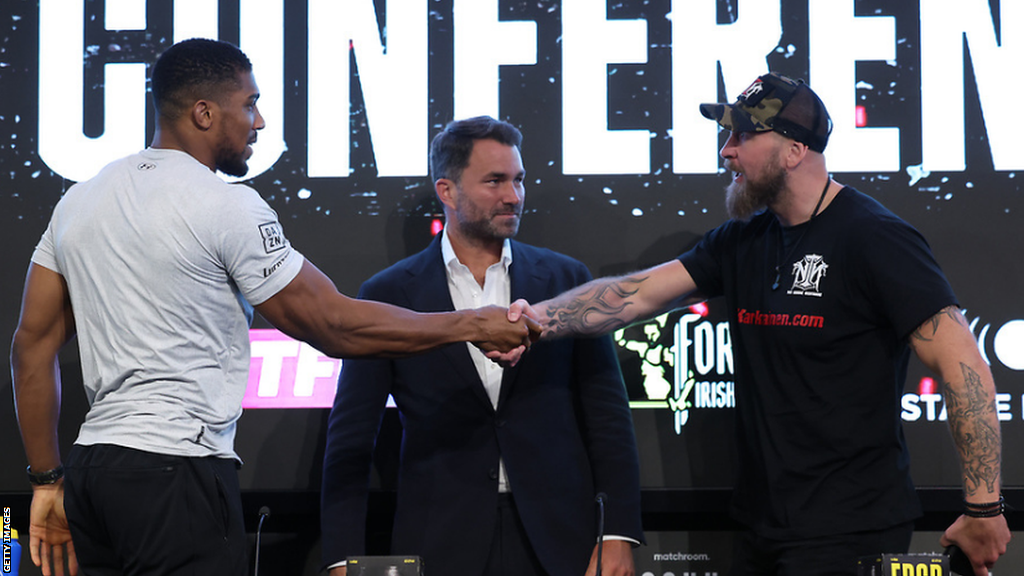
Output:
[321, 236, 642, 576]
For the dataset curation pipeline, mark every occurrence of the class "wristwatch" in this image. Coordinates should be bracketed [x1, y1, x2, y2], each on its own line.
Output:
[27, 464, 64, 486]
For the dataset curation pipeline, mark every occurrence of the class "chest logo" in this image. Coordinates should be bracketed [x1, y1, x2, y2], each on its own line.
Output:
[787, 254, 828, 297]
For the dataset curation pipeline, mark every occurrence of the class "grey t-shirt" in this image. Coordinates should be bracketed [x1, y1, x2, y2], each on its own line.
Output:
[32, 148, 304, 460]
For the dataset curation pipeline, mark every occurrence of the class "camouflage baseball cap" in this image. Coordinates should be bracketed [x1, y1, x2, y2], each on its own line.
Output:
[699, 72, 832, 153]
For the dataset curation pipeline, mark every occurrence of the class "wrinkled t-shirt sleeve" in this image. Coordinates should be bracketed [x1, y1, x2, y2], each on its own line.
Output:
[677, 224, 728, 300]
[30, 213, 60, 274]
[216, 185, 304, 306]
[859, 217, 957, 341]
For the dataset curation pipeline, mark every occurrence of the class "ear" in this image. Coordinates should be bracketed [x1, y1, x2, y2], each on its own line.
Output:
[783, 139, 809, 169]
[191, 100, 215, 131]
[435, 178, 458, 211]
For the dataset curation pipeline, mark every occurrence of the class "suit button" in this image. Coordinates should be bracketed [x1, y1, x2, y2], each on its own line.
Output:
[488, 468, 499, 480]
[495, 419, 506, 428]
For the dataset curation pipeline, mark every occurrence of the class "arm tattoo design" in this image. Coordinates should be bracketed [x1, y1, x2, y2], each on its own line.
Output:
[543, 276, 648, 337]
[911, 305, 968, 342]
[943, 362, 1001, 496]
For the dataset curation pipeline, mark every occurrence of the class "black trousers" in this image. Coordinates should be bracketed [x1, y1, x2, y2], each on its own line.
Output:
[482, 494, 550, 576]
[728, 521, 915, 576]
[64, 444, 248, 576]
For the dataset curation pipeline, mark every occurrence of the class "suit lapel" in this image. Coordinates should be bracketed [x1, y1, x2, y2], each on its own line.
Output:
[401, 236, 497, 412]
[497, 242, 549, 409]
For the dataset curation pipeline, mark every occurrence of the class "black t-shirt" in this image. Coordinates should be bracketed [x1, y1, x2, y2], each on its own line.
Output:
[679, 186, 957, 538]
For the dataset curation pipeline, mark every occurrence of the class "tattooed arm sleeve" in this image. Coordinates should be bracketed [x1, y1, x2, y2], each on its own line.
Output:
[909, 305, 1002, 500]
[533, 259, 704, 339]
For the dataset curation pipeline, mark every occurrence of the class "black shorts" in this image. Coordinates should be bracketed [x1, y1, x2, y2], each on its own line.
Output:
[729, 521, 915, 576]
[64, 444, 247, 576]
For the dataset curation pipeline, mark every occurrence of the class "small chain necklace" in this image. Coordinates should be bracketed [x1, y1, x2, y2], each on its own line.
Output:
[771, 179, 831, 291]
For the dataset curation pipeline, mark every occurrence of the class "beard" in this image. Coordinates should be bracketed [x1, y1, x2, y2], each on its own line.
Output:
[456, 209, 521, 243]
[724, 154, 787, 221]
[214, 136, 252, 178]
[217, 158, 249, 178]
[215, 151, 249, 177]
[453, 194, 522, 244]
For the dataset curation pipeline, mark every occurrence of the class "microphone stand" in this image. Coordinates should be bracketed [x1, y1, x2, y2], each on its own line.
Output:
[254, 506, 271, 576]
[595, 493, 606, 576]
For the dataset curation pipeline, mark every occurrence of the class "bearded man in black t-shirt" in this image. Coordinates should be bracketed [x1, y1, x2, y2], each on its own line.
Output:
[495, 73, 1010, 576]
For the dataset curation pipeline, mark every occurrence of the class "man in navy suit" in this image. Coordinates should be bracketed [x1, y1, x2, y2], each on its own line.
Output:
[320, 116, 643, 576]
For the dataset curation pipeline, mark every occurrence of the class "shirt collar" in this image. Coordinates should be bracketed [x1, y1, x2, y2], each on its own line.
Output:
[440, 226, 513, 273]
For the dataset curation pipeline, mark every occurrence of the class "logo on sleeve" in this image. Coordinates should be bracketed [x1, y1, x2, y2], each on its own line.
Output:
[259, 222, 286, 254]
[787, 254, 828, 297]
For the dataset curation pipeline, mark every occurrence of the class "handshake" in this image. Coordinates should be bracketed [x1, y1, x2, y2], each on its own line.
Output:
[476, 300, 543, 366]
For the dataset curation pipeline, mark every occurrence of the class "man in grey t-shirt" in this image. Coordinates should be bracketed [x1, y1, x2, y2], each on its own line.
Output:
[11, 39, 537, 576]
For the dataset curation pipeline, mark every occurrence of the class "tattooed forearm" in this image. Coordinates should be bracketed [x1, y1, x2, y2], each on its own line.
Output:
[542, 276, 648, 337]
[944, 362, 1001, 496]
[912, 305, 968, 342]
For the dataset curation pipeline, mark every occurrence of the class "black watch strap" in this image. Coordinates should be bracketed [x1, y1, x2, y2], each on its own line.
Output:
[27, 464, 64, 486]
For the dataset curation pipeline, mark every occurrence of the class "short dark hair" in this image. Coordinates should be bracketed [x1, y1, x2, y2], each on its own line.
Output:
[430, 116, 523, 184]
[151, 38, 253, 120]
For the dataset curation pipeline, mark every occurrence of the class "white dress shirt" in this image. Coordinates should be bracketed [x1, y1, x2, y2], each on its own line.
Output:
[440, 227, 513, 492]
[440, 230, 635, 547]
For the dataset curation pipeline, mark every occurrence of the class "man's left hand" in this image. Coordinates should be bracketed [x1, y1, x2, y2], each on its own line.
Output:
[940, 514, 1010, 576]
[585, 539, 634, 576]
[28, 482, 78, 576]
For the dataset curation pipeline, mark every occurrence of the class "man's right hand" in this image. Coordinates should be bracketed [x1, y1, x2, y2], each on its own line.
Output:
[506, 298, 541, 325]
[484, 299, 542, 366]
[471, 305, 541, 354]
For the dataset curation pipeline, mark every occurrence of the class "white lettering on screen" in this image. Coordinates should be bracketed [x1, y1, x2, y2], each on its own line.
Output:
[36, 0, 1024, 182]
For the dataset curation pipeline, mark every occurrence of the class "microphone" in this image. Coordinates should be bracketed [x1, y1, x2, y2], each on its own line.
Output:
[595, 493, 607, 576]
[254, 506, 271, 576]
[944, 544, 972, 576]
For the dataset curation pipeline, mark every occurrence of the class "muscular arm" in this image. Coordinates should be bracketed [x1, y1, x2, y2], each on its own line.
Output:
[908, 305, 1009, 575]
[531, 260, 702, 339]
[255, 259, 537, 357]
[910, 306, 1000, 499]
[11, 263, 78, 576]
[12, 264, 73, 473]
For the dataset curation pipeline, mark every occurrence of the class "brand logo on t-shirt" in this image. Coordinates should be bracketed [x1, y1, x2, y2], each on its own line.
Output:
[787, 254, 828, 297]
[137, 161, 156, 171]
[263, 255, 288, 278]
[259, 221, 286, 254]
